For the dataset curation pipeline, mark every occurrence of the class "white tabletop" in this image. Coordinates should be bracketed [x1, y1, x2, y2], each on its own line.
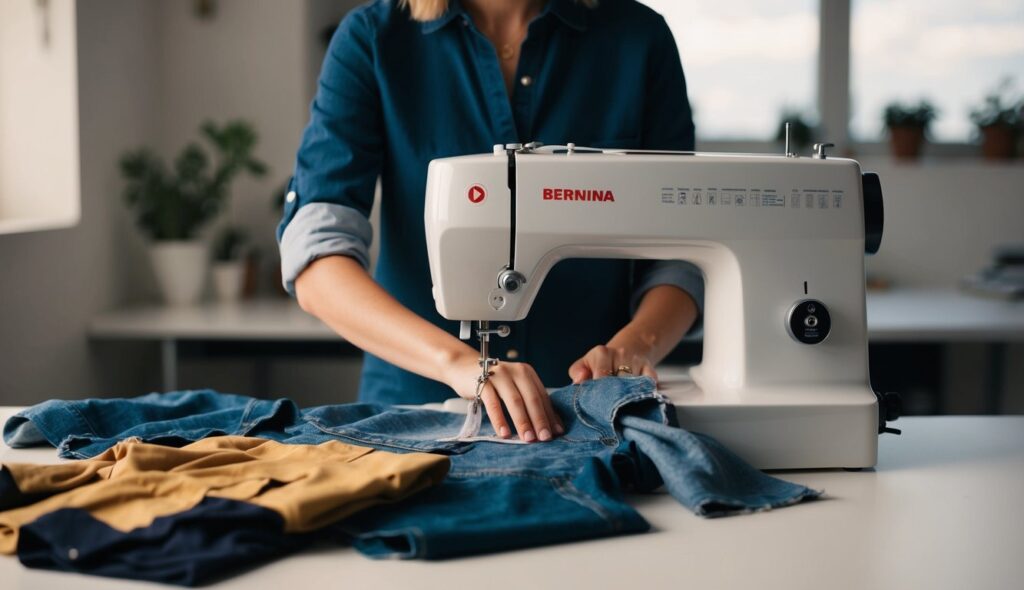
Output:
[89, 298, 339, 341]
[1, 408, 1021, 590]
[89, 288, 1024, 343]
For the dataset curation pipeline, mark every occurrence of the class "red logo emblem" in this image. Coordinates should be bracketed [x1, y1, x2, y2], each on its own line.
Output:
[467, 184, 486, 203]
[542, 188, 615, 202]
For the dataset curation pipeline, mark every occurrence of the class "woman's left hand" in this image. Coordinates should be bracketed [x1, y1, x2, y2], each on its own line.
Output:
[568, 344, 658, 384]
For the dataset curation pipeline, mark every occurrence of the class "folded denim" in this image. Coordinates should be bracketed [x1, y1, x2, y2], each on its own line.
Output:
[4, 377, 820, 559]
[3, 390, 298, 460]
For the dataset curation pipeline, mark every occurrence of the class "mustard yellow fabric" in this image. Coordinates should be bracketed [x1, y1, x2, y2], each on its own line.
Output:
[0, 436, 449, 554]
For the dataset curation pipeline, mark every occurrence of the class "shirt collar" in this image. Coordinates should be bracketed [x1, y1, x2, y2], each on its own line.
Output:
[420, 0, 588, 35]
[546, 0, 588, 31]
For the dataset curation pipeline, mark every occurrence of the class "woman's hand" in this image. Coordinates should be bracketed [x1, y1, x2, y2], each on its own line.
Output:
[444, 350, 564, 443]
[568, 344, 658, 384]
[568, 285, 699, 386]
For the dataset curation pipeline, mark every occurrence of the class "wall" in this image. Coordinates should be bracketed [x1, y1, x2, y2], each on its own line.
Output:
[863, 159, 1024, 287]
[0, 0, 160, 405]
[152, 0, 308, 289]
[151, 0, 365, 403]
[145, 0, 360, 300]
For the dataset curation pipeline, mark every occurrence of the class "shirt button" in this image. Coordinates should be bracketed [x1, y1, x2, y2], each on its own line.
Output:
[285, 191, 297, 203]
[461, 17, 469, 26]
[68, 547, 79, 560]
[519, 75, 533, 87]
[507, 349, 520, 360]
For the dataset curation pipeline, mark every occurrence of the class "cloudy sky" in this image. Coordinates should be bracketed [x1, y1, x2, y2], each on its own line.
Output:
[640, 0, 1024, 142]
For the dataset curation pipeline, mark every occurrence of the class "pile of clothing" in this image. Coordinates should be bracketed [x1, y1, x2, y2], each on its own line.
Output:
[1, 376, 820, 586]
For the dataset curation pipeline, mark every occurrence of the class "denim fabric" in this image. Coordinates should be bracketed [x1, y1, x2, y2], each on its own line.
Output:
[4, 377, 819, 559]
[277, 0, 704, 404]
[3, 390, 298, 459]
[18, 498, 322, 587]
[618, 415, 820, 516]
[308, 377, 671, 558]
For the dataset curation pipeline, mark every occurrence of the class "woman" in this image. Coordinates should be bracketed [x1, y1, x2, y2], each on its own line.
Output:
[278, 0, 702, 443]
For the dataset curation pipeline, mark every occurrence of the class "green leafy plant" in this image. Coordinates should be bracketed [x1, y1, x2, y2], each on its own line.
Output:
[774, 109, 816, 151]
[883, 100, 938, 134]
[211, 226, 249, 262]
[120, 120, 268, 241]
[969, 78, 1023, 129]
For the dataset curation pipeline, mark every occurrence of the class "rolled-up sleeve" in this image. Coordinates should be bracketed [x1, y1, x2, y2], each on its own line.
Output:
[276, 7, 382, 295]
[630, 260, 705, 320]
[279, 202, 373, 294]
[630, 14, 703, 333]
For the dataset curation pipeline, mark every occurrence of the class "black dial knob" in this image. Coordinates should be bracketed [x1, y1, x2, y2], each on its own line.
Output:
[787, 299, 831, 345]
[862, 172, 884, 255]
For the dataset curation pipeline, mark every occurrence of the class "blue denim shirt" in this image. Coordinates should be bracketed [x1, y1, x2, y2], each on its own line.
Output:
[276, 0, 705, 405]
[5, 378, 819, 559]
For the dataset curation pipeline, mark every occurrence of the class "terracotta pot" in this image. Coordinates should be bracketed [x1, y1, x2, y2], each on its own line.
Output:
[242, 250, 260, 298]
[888, 126, 925, 161]
[979, 124, 1018, 160]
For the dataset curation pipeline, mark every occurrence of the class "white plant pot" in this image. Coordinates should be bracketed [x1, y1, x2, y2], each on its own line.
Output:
[149, 241, 208, 306]
[212, 261, 245, 303]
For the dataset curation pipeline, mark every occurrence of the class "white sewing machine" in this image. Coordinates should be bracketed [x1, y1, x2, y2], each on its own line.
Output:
[424, 142, 896, 469]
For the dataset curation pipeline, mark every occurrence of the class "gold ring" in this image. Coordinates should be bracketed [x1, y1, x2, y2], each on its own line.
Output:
[615, 365, 633, 375]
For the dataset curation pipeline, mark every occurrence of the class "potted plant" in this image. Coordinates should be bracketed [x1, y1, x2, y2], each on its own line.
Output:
[120, 120, 267, 305]
[883, 101, 937, 161]
[211, 226, 249, 302]
[969, 78, 1022, 160]
[774, 109, 816, 154]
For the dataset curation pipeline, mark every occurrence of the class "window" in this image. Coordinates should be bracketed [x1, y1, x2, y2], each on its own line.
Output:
[851, 0, 1024, 143]
[640, 0, 819, 141]
[0, 0, 80, 235]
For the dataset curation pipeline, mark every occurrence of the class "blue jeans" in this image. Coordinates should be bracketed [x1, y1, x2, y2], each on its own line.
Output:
[4, 377, 819, 558]
[3, 390, 298, 459]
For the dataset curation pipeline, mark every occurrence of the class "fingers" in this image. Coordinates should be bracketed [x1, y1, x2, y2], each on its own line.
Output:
[575, 346, 657, 383]
[490, 371, 537, 443]
[635, 355, 658, 386]
[525, 364, 564, 435]
[568, 359, 591, 384]
[588, 346, 616, 380]
[480, 385, 511, 439]
[486, 364, 564, 442]
[512, 369, 554, 441]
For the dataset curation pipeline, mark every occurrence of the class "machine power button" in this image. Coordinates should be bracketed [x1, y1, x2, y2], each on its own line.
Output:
[787, 299, 831, 344]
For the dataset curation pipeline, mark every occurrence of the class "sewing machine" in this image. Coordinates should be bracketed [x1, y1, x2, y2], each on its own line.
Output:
[424, 141, 896, 469]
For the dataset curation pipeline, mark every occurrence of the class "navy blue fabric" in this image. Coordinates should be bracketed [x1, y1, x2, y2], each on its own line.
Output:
[5, 378, 819, 563]
[18, 498, 322, 587]
[0, 468, 53, 512]
[278, 0, 698, 404]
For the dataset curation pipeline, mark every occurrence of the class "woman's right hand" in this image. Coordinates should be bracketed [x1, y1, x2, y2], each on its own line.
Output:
[443, 350, 564, 442]
[295, 257, 564, 441]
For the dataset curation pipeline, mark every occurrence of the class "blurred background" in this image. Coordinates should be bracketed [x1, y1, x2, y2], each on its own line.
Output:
[1, 0, 1022, 414]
